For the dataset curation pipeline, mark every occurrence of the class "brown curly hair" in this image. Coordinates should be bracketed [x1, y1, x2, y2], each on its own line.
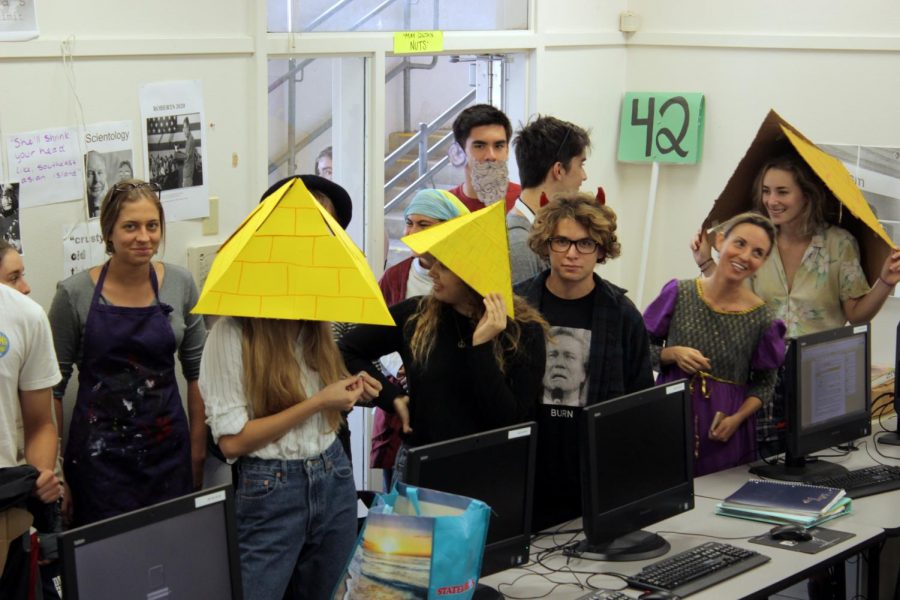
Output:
[527, 193, 621, 263]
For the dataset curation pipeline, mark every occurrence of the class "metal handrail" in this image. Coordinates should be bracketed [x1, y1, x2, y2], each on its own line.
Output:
[384, 156, 450, 213]
[268, 117, 333, 174]
[385, 89, 474, 168]
[384, 128, 454, 190]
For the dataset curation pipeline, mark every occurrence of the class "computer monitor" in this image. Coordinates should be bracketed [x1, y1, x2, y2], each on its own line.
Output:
[878, 319, 900, 446]
[59, 485, 243, 600]
[751, 324, 872, 481]
[404, 422, 537, 579]
[569, 380, 694, 562]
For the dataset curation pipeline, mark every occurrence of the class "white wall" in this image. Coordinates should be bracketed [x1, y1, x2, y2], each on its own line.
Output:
[620, 2, 900, 364]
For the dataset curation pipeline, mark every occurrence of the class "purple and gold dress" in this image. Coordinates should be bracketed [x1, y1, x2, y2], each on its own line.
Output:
[644, 279, 786, 477]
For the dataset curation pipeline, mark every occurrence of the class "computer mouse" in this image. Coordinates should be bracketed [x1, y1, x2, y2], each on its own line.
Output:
[769, 524, 813, 542]
[639, 591, 681, 600]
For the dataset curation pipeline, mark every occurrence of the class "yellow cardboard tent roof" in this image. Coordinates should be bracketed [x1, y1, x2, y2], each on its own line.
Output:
[192, 179, 394, 325]
[702, 109, 895, 283]
[402, 201, 515, 318]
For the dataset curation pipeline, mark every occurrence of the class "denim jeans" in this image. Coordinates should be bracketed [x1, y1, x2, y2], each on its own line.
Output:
[235, 438, 357, 600]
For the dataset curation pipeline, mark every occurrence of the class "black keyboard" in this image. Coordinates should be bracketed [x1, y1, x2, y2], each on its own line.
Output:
[806, 464, 900, 498]
[623, 541, 769, 596]
[573, 591, 632, 600]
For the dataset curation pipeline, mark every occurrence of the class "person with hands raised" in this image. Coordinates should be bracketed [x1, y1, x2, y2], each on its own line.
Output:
[339, 207, 547, 484]
[647, 212, 786, 475]
[691, 154, 900, 451]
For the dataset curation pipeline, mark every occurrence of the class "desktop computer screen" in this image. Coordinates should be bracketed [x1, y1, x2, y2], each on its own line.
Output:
[570, 380, 694, 562]
[59, 485, 243, 600]
[404, 422, 537, 577]
[752, 324, 871, 481]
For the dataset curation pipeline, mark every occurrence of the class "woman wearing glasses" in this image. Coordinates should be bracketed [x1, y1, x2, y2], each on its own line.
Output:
[49, 179, 207, 525]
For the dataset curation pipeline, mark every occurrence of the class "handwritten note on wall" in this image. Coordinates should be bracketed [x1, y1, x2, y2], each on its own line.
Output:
[5, 127, 84, 208]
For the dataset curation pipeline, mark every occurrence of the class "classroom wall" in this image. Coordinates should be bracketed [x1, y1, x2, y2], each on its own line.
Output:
[2, 1, 896, 376]
[619, 0, 900, 364]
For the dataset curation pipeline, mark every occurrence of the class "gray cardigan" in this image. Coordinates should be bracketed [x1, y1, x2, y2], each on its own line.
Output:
[48, 262, 207, 399]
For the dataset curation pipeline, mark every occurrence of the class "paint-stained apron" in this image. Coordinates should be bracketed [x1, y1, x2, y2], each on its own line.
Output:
[64, 262, 191, 526]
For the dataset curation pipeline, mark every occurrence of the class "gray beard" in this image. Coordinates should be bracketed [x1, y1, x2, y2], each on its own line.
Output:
[471, 160, 509, 205]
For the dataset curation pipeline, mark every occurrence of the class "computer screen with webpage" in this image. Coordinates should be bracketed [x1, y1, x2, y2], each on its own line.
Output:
[752, 324, 871, 481]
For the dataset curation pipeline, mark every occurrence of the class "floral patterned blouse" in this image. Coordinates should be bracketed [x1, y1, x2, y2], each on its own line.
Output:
[750, 225, 870, 338]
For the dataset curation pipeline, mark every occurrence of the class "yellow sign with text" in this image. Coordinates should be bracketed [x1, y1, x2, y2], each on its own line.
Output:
[393, 30, 443, 54]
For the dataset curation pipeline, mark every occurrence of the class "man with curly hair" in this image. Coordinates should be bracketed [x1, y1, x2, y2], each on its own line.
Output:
[515, 193, 653, 531]
[508, 116, 590, 283]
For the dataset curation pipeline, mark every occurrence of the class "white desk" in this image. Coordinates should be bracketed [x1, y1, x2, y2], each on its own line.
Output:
[481, 497, 884, 599]
[483, 416, 900, 599]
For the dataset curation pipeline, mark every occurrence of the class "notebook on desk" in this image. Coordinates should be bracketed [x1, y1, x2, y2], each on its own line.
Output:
[723, 479, 845, 516]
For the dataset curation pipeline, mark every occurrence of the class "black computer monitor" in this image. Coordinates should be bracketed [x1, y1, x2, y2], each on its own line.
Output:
[752, 324, 872, 481]
[877, 319, 900, 446]
[403, 422, 537, 579]
[569, 380, 694, 562]
[59, 485, 243, 600]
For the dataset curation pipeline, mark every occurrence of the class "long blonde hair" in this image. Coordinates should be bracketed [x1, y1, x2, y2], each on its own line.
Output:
[239, 318, 347, 431]
[407, 291, 548, 374]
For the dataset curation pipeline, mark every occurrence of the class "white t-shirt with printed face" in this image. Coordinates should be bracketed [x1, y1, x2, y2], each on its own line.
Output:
[0, 284, 61, 467]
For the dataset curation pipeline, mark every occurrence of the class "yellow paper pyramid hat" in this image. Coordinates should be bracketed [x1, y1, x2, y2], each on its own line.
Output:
[703, 109, 895, 283]
[402, 201, 514, 318]
[193, 179, 394, 325]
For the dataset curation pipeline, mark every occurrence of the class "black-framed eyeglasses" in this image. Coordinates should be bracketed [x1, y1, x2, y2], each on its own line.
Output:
[548, 236, 600, 254]
[113, 182, 162, 196]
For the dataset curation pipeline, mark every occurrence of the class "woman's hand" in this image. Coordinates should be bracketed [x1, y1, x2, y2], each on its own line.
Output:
[472, 293, 508, 346]
[394, 395, 413, 433]
[660, 346, 711, 374]
[710, 413, 742, 443]
[347, 371, 382, 403]
[879, 247, 900, 287]
[691, 228, 715, 274]
[315, 376, 368, 411]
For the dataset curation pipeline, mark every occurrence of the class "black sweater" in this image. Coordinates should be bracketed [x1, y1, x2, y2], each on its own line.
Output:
[339, 297, 545, 448]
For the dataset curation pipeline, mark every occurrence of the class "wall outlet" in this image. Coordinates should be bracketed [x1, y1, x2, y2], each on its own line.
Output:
[187, 244, 220, 291]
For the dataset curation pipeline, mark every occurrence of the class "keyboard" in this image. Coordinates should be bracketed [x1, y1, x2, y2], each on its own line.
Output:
[574, 591, 632, 600]
[623, 541, 769, 596]
[806, 464, 900, 499]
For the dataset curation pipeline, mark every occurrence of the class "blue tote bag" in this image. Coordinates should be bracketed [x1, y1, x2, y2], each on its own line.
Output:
[334, 483, 491, 599]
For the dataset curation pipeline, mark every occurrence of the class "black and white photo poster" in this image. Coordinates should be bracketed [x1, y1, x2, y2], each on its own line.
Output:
[139, 80, 209, 221]
[83, 121, 136, 219]
[0, 183, 22, 253]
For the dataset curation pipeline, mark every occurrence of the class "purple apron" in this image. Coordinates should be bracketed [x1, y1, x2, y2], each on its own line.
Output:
[64, 263, 191, 526]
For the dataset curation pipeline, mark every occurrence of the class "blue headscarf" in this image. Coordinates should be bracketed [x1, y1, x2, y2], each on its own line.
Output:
[404, 189, 469, 221]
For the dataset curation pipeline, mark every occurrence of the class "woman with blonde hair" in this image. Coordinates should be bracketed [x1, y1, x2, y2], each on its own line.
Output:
[49, 179, 207, 526]
[650, 212, 786, 475]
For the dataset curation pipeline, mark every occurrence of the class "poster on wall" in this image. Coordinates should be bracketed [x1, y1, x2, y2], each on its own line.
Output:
[0, 0, 38, 42]
[62, 221, 105, 278]
[820, 144, 900, 298]
[1, 182, 22, 254]
[139, 80, 209, 222]
[4, 126, 83, 208]
[83, 121, 136, 219]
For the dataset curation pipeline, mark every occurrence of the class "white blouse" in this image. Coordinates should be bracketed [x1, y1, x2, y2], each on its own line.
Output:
[199, 317, 336, 463]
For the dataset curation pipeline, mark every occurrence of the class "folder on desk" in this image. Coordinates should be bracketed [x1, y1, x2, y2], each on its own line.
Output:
[716, 479, 851, 527]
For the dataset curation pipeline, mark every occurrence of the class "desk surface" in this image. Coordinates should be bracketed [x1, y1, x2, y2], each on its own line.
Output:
[483, 416, 899, 599]
[481, 497, 883, 599]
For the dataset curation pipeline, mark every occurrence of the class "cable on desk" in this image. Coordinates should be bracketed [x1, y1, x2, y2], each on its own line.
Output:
[494, 567, 593, 600]
[651, 529, 758, 541]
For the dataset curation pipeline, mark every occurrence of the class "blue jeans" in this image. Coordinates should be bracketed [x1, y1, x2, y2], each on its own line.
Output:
[235, 438, 357, 600]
